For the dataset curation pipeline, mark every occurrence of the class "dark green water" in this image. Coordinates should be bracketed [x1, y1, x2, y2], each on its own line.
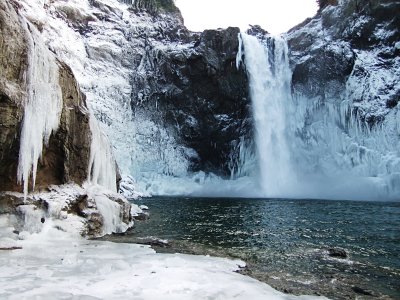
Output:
[111, 197, 400, 299]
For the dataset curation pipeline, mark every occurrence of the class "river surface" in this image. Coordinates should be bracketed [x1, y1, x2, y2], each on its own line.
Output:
[103, 197, 400, 299]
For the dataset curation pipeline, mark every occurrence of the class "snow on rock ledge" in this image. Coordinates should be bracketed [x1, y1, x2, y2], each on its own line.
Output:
[0, 184, 137, 238]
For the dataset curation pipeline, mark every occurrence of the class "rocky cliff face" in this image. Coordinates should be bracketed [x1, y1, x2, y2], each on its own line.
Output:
[8, 0, 399, 197]
[131, 26, 251, 175]
[0, 0, 134, 237]
[287, 0, 399, 123]
[283, 0, 400, 194]
[16, 0, 251, 185]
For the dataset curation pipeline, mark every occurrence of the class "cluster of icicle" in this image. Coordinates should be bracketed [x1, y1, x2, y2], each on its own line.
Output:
[88, 115, 117, 192]
[17, 21, 117, 197]
[17, 22, 63, 197]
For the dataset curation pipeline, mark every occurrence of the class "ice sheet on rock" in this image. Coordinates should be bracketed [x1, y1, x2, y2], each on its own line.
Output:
[84, 184, 134, 235]
[0, 227, 325, 300]
[119, 175, 149, 199]
[0, 184, 135, 240]
[88, 114, 117, 192]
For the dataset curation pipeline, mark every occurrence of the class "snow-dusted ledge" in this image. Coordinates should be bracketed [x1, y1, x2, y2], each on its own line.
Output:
[0, 184, 138, 238]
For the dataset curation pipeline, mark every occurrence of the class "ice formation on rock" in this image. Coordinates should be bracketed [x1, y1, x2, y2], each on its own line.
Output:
[87, 114, 117, 192]
[17, 21, 63, 198]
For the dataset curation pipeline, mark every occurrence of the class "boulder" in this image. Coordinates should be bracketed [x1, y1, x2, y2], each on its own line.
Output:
[327, 248, 348, 259]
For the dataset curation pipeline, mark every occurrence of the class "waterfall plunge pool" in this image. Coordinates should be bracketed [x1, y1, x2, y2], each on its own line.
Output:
[100, 197, 400, 299]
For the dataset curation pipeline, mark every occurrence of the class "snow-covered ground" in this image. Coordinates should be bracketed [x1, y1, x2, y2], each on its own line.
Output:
[0, 221, 324, 300]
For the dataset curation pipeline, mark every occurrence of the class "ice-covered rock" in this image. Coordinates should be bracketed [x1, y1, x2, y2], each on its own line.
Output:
[0, 0, 91, 192]
[0, 0, 133, 234]
[0, 184, 133, 237]
[287, 0, 399, 122]
[16, 0, 252, 185]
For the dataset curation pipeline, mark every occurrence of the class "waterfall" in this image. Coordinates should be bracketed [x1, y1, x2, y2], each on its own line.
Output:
[238, 33, 296, 197]
[238, 33, 400, 200]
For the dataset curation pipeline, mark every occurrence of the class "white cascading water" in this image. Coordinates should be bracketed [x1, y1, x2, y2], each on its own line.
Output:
[17, 22, 63, 198]
[237, 33, 400, 200]
[237, 33, 296, 197]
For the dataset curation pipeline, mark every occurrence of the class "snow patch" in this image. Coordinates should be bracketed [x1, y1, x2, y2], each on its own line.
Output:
[0, 225, 325, 299]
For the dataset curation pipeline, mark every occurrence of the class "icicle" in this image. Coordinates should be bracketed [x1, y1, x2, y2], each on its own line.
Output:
[87, 114, 117, 192]
[17, 22, 63, 198]
[236, 33, 243, 70]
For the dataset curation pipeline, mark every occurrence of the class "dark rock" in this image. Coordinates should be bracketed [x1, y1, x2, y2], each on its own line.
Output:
[133, 212, 149, 221]
[0, 246, 22, 251]
[0, 0, 27, 192]
[131, 26, 252, 176]
[328, 248, 348, 258]
[352, 286, 373, 296]
[135, 237, 170, 248]
[291, 44, 355, 99]
[0, 192, 24, 214]
[287, 0, 399, 123]
[246, 25, 269, 38]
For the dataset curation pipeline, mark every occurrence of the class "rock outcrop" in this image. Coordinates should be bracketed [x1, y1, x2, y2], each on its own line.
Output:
[287, 0, 399, 123]
[0, 184, 134, 237]
[132, 26, 251, 175]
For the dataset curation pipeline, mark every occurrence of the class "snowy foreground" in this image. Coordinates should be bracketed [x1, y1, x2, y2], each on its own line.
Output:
[0, 223, 325, 299]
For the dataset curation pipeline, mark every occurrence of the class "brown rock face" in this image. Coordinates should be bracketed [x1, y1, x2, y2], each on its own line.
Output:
[35, 62, 92, 189]
[0, 1, 26, 191]
[0, 1, 92, 192]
